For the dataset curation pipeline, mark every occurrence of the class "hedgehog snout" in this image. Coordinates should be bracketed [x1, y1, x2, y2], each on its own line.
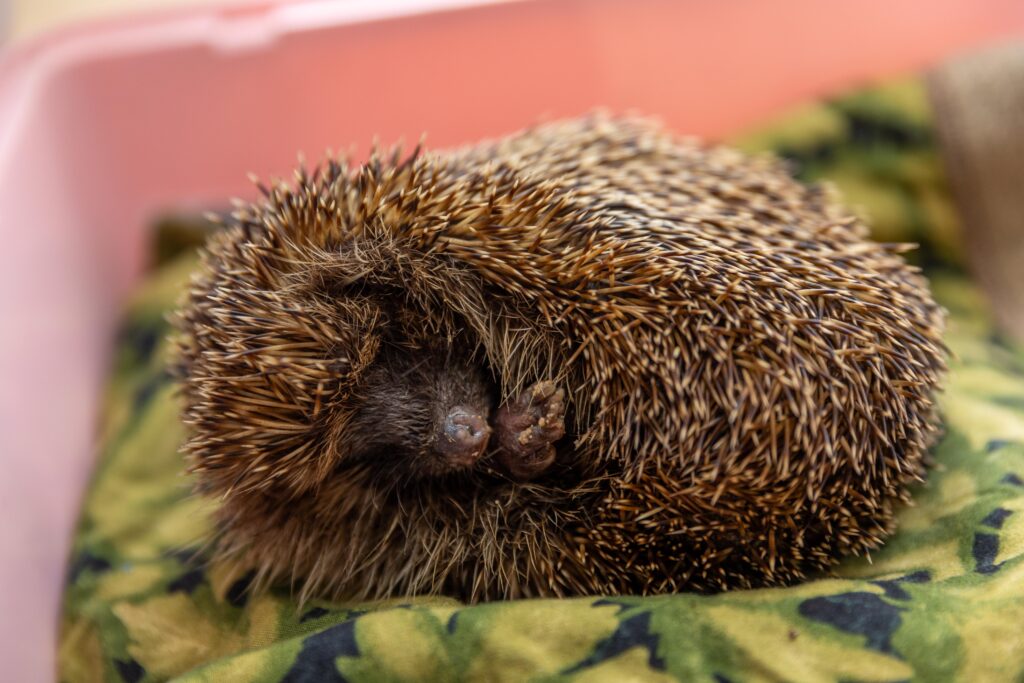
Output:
[436, 408, 492, 468]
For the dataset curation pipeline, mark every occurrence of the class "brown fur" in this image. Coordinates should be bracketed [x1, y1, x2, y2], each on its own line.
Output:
[172, 115, 947, 602]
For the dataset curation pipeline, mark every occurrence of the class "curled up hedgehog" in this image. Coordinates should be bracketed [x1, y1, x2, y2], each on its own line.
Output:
[172, 116, 947, 602]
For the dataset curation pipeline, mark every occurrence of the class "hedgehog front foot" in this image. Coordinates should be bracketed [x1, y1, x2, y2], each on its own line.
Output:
[493, 381, 566, 481]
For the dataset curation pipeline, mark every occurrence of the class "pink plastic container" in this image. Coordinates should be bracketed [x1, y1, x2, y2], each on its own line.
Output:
[2, 0, 1022, 679]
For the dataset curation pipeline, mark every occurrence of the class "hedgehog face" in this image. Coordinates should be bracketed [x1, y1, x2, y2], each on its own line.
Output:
[342, 345, 496, 478]
[335, 332, 568, 482]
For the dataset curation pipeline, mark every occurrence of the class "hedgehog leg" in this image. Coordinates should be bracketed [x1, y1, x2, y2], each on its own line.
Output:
[493, 381, 566, 481]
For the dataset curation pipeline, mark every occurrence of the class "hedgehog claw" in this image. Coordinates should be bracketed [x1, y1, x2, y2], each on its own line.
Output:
[494, 381, 566, 481]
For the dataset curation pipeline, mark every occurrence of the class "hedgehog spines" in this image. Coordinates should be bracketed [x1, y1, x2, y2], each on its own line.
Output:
[173, 115, 946, 602]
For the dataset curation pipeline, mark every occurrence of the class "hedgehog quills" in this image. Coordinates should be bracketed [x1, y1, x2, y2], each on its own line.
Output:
[173, 117, 946, 602]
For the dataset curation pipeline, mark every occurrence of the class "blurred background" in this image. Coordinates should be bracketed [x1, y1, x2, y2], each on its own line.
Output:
[1, 0, 207, 43]
[1, 1, 1023, 681]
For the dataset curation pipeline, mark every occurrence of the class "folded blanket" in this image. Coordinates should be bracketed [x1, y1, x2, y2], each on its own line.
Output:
[59, 75, 1024, 682]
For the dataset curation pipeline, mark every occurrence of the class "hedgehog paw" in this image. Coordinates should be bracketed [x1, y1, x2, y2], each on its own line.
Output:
[493, 381, 565, 481]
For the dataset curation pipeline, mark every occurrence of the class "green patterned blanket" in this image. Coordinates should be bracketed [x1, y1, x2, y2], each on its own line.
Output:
[59, 81, 1024, 682]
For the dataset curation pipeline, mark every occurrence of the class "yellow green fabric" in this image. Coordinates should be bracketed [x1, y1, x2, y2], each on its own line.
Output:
[60, 81, 1024, 682]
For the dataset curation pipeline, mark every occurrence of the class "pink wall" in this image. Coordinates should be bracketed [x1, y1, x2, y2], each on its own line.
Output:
[1, 0, 1022, 679]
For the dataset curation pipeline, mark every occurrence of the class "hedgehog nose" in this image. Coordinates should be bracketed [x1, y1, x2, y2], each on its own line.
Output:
[438, 408, 492, 468]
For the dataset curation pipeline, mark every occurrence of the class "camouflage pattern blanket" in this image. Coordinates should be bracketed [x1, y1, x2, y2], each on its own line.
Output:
[59, 80, 1024, 682]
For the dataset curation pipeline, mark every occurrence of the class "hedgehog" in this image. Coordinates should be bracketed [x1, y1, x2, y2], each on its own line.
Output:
[172, 115, 947, 603]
